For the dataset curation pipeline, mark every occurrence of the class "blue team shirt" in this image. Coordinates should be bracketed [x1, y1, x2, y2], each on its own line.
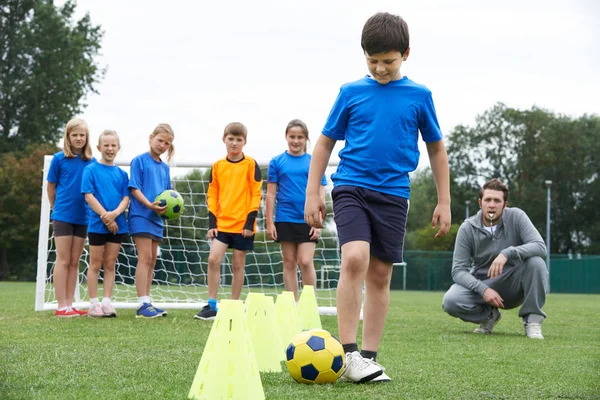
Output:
[323, 76, 443, 198]
[47, 151, 95, 225]
[267, 152, 327, 223]
[81, 163, 130, 234]
[128, 152, 171, 233]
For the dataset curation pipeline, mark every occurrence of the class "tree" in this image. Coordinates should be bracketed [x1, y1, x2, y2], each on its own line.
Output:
[0, 143, 58, 279]
[0, 0, 104, 154]
[446, 103, 600, 253]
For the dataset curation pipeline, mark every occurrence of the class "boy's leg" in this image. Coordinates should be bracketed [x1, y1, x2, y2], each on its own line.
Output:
[297, 242, 317, 291]
[231, 249, 247, 300]
[207, 239, 229, 299]
[280, 242, 299, 300]
[361, 256, 393, 352]
[337, 240, 370, 344]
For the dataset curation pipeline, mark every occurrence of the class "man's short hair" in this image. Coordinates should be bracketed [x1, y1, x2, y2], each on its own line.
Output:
[361, 12, 410, 55]
[223, 122, 247, 140]
[479, 178, 509, 202]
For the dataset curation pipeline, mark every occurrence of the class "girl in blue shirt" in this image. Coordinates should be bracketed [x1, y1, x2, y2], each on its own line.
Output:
[266, 119, 327, 301]
[81, 130, 130, 318]
[47, 118, 95, 317]
[128, 124, 174, 318]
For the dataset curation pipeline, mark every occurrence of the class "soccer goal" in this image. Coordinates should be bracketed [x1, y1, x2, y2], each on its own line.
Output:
[35, 156, 341, 315]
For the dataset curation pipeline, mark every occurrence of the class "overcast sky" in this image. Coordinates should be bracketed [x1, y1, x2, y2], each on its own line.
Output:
[63, 0, 599, 170]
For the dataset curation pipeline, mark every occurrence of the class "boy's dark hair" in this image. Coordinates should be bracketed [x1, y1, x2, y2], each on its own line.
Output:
[223, 122, 247, 140]
[479, 178, 509, 202]
[361, 12, 410, 55]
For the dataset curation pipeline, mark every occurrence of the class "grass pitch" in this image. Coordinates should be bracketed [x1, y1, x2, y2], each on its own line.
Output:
[0, 282, 598, 399]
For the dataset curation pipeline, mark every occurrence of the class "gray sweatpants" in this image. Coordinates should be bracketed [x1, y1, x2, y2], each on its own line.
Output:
[442, 256, 548, 324]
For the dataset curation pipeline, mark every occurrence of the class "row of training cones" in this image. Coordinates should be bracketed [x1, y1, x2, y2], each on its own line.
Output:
[188, 286, 323, 400]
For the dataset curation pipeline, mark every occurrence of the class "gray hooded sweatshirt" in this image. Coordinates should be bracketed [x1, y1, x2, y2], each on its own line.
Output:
[452, 207, 546, 296]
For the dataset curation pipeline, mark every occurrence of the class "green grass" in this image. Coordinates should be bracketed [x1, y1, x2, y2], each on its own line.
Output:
[1, 282, 598, 400]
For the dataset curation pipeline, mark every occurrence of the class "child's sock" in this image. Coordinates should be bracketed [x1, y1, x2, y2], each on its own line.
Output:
[138, 296, 150, 306]
[360, 349, 377, 362]
[58, 306, 69, 311]
[90, 297, 99, 305]
[208, 298, 218, 311]
[342, 343, 358, 354]
[101, 297, 111, 306]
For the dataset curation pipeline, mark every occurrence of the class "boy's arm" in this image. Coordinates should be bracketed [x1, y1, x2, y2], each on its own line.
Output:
[266, 183, 277, 240]
[426, 140, 451, 238]
[84, 193, 108, 217]
[47, 182, 56, 210]
[206, 165, 219, 230]
[305, 134, 336, 228]
[243, 160, 263, 232]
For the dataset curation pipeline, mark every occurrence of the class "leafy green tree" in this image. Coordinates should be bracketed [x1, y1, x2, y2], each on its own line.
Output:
[446, 103, 600, 253]
[0, 0, 104, 154]
[0, 144, 58, 279]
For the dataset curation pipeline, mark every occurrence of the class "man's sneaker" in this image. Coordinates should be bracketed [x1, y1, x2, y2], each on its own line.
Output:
[54, 309, 80, 318]
[339, 351, 384, 383]
[194, 305, 217, 320]
[153, 305, 167, 317]
[102, 303, 117, 318]
[473, 307, 502, 334]
[136, 303, 162, 318]
[87, 303, 105, 318]
[524, 322, 544, 339]
[71, 308, 88, 316]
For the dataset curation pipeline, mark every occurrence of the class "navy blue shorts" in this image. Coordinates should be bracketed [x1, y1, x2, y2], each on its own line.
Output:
[332, 185, 408, 263]
[215, 231, 254, 251]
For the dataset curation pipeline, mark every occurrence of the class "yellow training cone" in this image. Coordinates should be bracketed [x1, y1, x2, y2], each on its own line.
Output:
[245, 294, 282, 372]
[188, 299, 264, 400]
[263, 295, 285, 362]
[275, 291, 300, 348]
[297, 285, 322, 330]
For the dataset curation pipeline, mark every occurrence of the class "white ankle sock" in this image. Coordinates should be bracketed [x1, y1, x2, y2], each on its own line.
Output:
[102, 297, 111, 305]
[90, 298, 99, 305]
[58, 306, 69, 311]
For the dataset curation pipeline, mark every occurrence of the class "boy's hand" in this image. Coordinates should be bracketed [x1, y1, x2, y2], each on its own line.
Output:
[266, 223, 277, 241]
[151, 201, 168, 215]
[309, 227, 321, 240]
[207, 228, 218, 239]
[242, 229, 253, 238]
[101, 211, 117, 225]
[304, 193, 326, 229]
[431, 204, 451, 238]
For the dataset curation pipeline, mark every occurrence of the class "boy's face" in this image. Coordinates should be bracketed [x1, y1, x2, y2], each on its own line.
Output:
[97, 135, 120, 162]
[364, 49, 410, 85]
[223, 134, 246, 158]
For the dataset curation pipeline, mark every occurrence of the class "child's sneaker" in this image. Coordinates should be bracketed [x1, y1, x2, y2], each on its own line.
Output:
[194, 305, 217, 320]
[71, 308, 88, 316]
[152, 305, 167, 317]
[136, 303, 162, 318]
[339, 351, 384, 383]
[102, 303, 117, 318]
[54, 309, 80, 318]
[87, 303, 105, 318]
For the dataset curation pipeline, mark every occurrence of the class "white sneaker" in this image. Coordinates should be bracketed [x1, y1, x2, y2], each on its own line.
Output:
[473, 307, 502, 334]
[87, 303, 104, 318]
[524, 322, 544, 339]
[339, 351, 384, 383]
[370, 371, 392, 382]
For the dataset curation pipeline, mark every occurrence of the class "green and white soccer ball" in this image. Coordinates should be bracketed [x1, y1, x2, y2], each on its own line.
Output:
[154, 190, 184, 220]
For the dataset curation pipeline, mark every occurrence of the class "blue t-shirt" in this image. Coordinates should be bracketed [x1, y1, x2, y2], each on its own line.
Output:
[267, 152, 327, 223]
[323, 76, 443, 198]
[81, 163, 130, 234]
[47, 151, 95, 225]
[128, 152, 171, 232]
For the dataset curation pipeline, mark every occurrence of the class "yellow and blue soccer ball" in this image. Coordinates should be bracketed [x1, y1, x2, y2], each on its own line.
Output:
[285, 328, 345, 384]
[154, 190, 184, 220]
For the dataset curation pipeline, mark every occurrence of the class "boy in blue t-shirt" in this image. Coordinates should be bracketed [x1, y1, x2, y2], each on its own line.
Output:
[305, 12, 451, 383]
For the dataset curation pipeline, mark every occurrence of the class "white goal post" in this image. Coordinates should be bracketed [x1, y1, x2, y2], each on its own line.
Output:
[35, 156, 342, 315]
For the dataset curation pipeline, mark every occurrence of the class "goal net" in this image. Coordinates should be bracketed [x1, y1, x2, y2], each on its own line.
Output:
[35, 156, 341, 314]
